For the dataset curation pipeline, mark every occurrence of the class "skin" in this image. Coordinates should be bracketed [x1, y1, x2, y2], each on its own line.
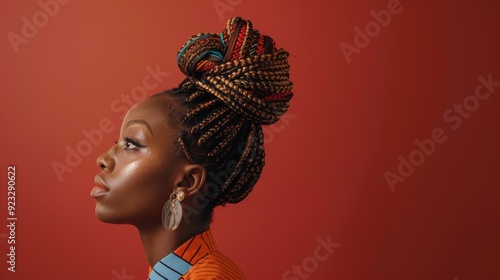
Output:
[93, 95, 210, 267]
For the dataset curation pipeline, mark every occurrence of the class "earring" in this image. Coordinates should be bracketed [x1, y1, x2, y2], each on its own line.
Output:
[162, 191, 185, 231]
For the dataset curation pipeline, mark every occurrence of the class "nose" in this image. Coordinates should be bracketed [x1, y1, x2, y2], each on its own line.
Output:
[96, 145, 115, 171]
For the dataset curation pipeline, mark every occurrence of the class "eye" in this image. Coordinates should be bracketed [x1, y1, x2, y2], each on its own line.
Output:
[124, 140, 137, 150]
[122, 137, 144, 150]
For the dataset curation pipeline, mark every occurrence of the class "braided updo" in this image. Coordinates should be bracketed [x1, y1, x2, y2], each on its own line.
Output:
[158, 17, 293, 207]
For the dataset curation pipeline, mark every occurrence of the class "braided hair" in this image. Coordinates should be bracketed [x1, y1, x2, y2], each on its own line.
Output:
[156, 17, 293, 208]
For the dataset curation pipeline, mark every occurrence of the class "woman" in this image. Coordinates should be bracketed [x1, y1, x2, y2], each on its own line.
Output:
[91, 17, 293, 279]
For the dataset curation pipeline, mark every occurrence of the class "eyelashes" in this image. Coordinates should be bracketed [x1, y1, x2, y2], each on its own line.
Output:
[115, 137, 146, 150]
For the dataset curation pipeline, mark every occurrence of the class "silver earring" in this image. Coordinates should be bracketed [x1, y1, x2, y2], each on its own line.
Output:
[161, 191, 185, 231]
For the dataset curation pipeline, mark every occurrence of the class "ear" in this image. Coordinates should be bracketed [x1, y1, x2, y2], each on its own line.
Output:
[175, 164, 206, 196]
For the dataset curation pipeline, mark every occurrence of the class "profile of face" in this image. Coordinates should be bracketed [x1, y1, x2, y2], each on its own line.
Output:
[92, 96, 188, 227]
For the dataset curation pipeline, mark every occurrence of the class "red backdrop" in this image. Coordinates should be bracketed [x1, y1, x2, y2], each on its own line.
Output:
[1, 0, 499, 279]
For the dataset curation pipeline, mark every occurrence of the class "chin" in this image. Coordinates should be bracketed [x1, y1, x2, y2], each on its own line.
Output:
[94, 203, 123, 224]
[94, 203, 147, 226]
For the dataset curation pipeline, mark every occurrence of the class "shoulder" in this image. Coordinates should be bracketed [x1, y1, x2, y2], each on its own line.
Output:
[182, 251, 246, 280]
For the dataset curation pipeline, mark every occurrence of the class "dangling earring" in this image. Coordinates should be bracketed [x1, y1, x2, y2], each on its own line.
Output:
[161, 190, 185, 231]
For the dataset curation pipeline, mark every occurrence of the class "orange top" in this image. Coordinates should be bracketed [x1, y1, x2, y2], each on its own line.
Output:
[148, 229, 245, 280]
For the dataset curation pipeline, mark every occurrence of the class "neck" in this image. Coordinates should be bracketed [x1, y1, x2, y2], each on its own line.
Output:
[137, 221, 210, 267]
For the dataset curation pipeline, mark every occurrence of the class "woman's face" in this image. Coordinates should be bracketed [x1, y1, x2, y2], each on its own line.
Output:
[92, 96, 185, 227]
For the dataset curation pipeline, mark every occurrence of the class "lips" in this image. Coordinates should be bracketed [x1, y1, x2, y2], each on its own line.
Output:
[91, 175, 110, 198]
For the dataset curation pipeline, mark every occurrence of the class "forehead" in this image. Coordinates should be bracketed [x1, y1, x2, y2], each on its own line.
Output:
[122, 97, 173, 137]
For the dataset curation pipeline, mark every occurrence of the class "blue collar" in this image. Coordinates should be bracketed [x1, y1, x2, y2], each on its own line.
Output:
[148, 252, 193, 280]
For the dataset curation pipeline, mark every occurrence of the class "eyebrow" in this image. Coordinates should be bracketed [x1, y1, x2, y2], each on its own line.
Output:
[126, 119, 154, 136]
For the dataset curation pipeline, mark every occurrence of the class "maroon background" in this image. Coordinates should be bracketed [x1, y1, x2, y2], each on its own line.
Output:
[1, 0, 499, 279]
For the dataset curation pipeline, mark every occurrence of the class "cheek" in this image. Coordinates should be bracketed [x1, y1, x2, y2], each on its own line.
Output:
[117, 159, 170, 196]
[97, 160, 174, 223]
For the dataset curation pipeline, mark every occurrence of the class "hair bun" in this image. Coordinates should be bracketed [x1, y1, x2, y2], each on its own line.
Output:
[176, 17, 293, 125]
